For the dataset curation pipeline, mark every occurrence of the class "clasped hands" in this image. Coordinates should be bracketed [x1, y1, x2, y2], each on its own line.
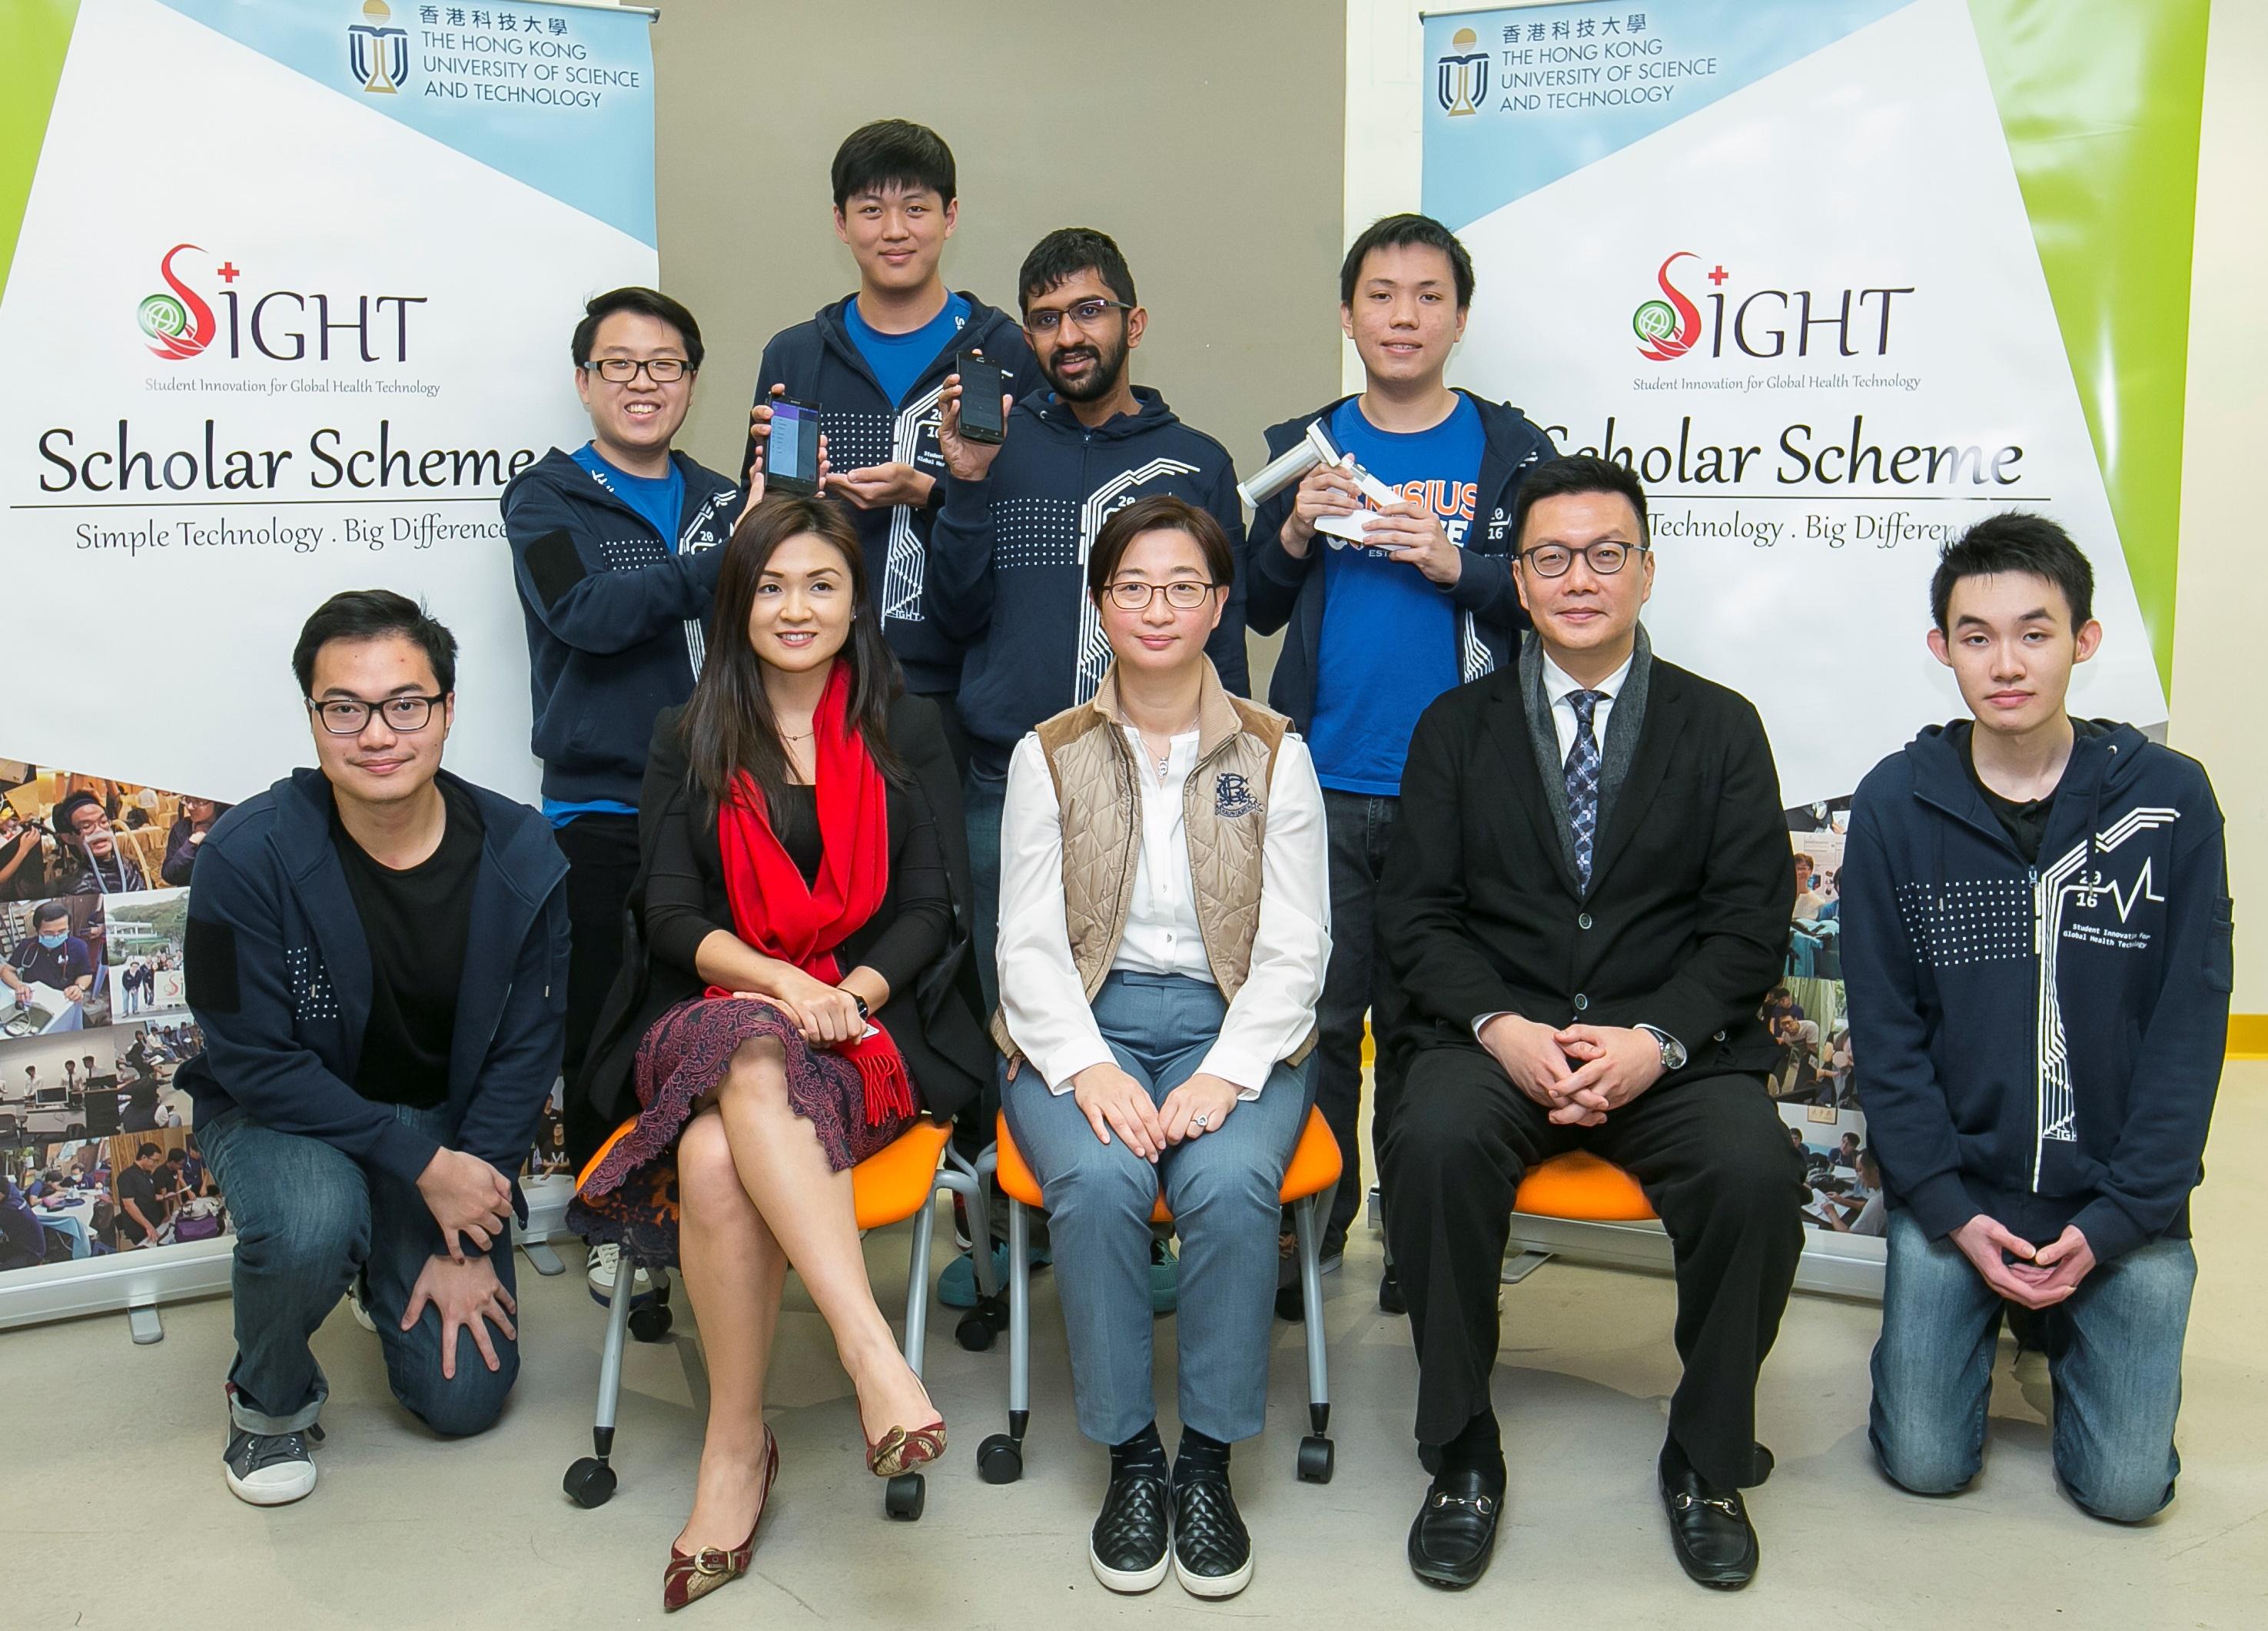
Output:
[1479, 1012, 1665, 1126]
[1068, 1061, 1239, 1162]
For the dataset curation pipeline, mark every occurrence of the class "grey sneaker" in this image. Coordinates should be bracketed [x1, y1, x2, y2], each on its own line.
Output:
[345, 1273, 377, 1334]
[224, 1427, 318, 1506]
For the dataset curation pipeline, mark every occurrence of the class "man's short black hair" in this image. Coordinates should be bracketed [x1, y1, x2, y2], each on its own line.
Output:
[1930, 511, 2094, 633]
[136, 1143, 160, 1161]
[52, 792, 102, 834]
[32, 900, 68, 927]
[291, 590, 459, 697]
[570, 287, 704, 373]
[831, 118, 957, 210]
[1018, 228, 1136, 314]
[1510, 453, 1651, 550]
[1340, 213, 1475, 310]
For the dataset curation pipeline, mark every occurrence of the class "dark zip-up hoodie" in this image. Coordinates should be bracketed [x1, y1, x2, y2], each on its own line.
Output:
[179, 768, 569, 1217]
[1841, 720, 2233, 1264]
[1244, 391, 1556, 734]
[500, 447, 740, 809]
[745, 294, 1037, 695]
[925, 385, 1250, 777]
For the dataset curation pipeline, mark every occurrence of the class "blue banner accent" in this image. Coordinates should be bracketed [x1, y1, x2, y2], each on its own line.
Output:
[159, 0, 656, 246]
[1422, 0, 1911, 232]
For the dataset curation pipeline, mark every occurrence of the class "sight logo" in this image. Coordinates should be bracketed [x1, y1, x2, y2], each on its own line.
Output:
[134, 244, 428, 366]
[1633, 252, 1913, 364]
[138, 244, 218, 360]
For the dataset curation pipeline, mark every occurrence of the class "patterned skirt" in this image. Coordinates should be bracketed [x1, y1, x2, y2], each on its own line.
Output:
[566, 995, 916, 1267]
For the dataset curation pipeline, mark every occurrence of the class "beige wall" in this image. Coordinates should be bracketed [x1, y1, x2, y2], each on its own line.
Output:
[647, 1, 1347, 505]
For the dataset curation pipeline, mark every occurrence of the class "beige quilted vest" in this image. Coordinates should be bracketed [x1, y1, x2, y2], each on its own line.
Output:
[992, 663, 1318, 1070]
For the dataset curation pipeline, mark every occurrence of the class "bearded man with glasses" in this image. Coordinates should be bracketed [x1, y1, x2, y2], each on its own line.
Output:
[1376, 455, 1804, 1593]
[180, 590, 569, 1507]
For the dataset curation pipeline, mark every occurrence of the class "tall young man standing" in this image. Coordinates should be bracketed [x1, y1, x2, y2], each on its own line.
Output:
[745, 118, 1035, 757]
[1245, 214, 1556, 1303]
[928, 227, 1251, 1011]
[1843, 514, 2230, 1523]
[182, 591, 568, 1506]
[503, 288, 739, 1194]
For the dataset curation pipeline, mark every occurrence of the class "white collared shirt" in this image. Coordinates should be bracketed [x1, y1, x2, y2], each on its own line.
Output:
[1538, 648, 1635, 768]
[997, 726, 1332, 1097]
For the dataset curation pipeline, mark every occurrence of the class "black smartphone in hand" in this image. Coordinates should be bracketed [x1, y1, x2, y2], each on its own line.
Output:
[766, 396, 822, 495]
[955, 352, 1006, 444]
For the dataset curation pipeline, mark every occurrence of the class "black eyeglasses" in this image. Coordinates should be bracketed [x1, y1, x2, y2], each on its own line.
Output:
[1517, 540, 1649, 578]
[583, 357, 689, 384]
[307, 694, 444, 735]
[1024, 297, 1131, 335]
[1102, 580, 1219, 611]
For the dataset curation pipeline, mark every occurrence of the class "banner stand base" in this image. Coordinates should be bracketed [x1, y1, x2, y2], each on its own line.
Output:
[128, 1304, 164, 1344]
[1505, 1215, 1887, 1301]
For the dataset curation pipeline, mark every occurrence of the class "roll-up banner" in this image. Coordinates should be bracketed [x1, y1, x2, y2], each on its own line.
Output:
[1422, 0, 2205, 1254]
[0, 0, 656, 1303]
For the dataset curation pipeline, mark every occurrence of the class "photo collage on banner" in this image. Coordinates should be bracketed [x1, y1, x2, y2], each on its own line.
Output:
[2, 760, 227, 1271]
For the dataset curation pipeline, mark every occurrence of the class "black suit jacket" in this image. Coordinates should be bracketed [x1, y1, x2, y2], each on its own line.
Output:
[1379, 652, 1793, 1082]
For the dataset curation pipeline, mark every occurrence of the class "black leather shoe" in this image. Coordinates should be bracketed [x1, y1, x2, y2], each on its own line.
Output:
[1406, 1469, 1503, 1589]
[1378, 1267, 1406, 1314]
[1171, 1467, 1254, 1598]
[1659, 1442, 1759, 1589]
[1089, 1467, 1172, 1593]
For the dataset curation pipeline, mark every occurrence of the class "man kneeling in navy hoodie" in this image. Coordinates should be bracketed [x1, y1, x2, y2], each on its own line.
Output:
[1843, 513, 2232, 1523]
[183, 592, 568, 1506]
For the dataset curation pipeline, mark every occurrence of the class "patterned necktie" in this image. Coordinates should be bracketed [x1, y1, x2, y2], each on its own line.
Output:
[1563, 689, 1606, 889]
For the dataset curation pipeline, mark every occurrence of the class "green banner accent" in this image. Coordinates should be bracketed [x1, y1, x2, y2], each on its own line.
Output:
[1966, 0, 2210, 695]
[0, 2, 79, 303]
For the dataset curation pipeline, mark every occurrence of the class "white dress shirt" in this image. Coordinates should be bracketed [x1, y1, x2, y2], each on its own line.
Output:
[997, 726, 1332, 1097]
[1539, 648, 1635, 766]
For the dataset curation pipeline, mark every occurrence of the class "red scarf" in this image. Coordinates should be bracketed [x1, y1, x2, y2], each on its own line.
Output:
[712, 661, 912, 1126]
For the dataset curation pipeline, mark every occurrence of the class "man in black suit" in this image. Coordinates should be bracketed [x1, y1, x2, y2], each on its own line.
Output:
[1380, 455, 1801, 1592]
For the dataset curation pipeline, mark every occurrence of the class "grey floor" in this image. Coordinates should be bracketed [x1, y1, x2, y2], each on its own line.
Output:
[10, 1065, 2265, 1630]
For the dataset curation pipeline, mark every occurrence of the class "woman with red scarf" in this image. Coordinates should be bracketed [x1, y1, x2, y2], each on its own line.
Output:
[572, 496, 988, 1611]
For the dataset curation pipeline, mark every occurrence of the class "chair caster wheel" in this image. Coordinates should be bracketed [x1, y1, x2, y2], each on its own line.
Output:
[955, 1311, 997, 1352]
[885, 1472, 925, 1520]
[1297, 1435, 1334, 1484]
[976, 1433, 1024, 1484]
[563, 1457, 617, 1508]
[628, 1304, 673, 1342]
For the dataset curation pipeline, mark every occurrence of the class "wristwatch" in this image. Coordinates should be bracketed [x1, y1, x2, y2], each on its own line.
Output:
[1636, 1024, 1687, 1074]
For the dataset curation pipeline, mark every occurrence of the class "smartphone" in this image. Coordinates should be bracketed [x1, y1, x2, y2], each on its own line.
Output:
[766, 396, 822, 495]
[955, 351, 1007, 444]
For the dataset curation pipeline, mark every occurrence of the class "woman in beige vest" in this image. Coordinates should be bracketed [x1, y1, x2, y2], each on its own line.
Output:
[996, 493, 1330, 1602]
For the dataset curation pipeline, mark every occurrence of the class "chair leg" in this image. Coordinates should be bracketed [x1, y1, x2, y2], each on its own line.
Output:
[975, 1197, 1029, 1484]
[563, 1244, 638, 1508]
[1292, 1195, 1335, 1483]
[903, 1189, 937, 1380]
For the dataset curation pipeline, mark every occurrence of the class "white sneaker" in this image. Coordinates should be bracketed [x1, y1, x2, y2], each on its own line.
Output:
[586, 1242, 653, 1303]
[224, 1427, 318, 1506]
[344, 1274, 377, 1334]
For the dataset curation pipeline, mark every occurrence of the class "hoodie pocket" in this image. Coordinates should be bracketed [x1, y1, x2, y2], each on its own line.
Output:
[2204, 895, 2235, 995]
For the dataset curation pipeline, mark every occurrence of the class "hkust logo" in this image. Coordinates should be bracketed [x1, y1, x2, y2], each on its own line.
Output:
[350, 0, 412, 95]
[1632, 251, 1914, 364]
[1437, 27, 1489, 117]
[135, 244, 427, 364]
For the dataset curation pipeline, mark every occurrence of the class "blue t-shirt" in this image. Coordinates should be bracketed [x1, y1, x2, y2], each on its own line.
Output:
[553, 445, 686, 825]
[845, 293, 969, 407]
[1308, 395, 1486, 796]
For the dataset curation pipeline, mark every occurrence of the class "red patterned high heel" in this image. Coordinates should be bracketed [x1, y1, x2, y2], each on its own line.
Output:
[662, 1428, 779, 1613]
[865, 1417, 947, 1479]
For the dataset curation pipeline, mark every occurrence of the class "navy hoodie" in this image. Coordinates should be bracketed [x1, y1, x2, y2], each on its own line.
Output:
[179, 768, 569, 1209]
[500, 447, 741, 810]
[745, 294, 1037, 695]
[1245, 391, 1555, 735]
[925, 385, 1250, 777]
[1841, 720, 2233, 1264]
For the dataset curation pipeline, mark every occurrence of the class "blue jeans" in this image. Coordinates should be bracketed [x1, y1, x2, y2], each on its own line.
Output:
[964, 762, 1008, 1016]
[201, 1102, 520, 1438]
[1870, 1207, 2194, 1521]
[1004, 972, 1313, 1445]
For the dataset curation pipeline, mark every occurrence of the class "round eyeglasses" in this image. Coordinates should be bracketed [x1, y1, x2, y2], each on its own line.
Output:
[1517, 540, 1648, 578]
[1101, 580, 1219, 612]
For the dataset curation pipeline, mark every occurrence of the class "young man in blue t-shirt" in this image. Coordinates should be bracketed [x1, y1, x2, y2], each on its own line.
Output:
[502, 288, 743, 1228]
[1245, 214, 1556, 1305]
[744, 119, 1034, 760]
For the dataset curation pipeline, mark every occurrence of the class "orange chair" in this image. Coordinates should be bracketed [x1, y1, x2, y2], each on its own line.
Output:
[1512, 1151, 1656, 1221]
[974, 1106, 1344, 1486]
[563, 1115, 982, 1522]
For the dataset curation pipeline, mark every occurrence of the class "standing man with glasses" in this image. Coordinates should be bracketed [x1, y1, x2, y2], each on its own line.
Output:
[503, 288, 742, 1231]
[1244, 214, 1556, 1314]
[1377, 457, 1801, 1593]
[927, 226, 1250, 1015]
[743, 119, 1034, 768]
[181, 591, 568, 1506]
